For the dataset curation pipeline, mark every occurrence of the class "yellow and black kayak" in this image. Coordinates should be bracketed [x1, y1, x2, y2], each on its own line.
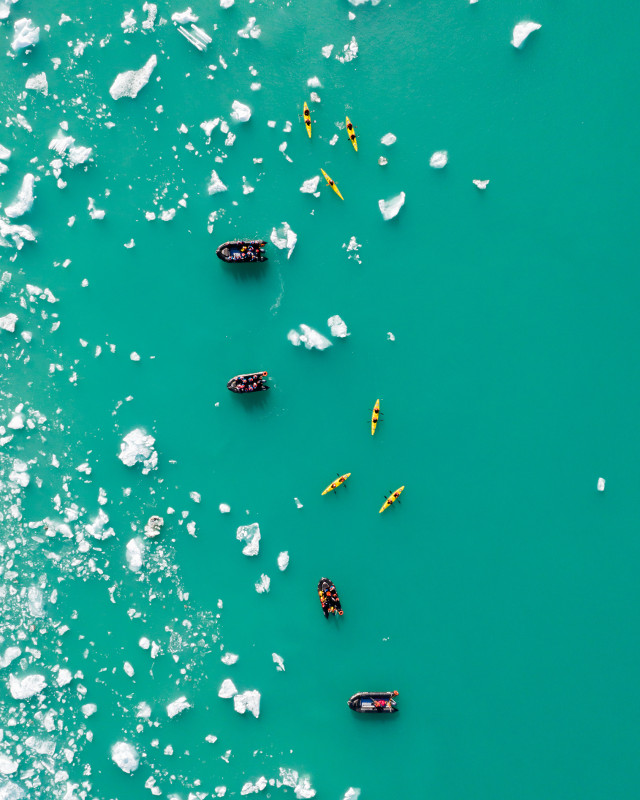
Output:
[379, 486, 404, 514]
[345, 116, 357, 151]
[321, 168, 344, 200]
[371, 399, 380, 436]
[321, 472, 351, 495]
[303, 102, 311, 138]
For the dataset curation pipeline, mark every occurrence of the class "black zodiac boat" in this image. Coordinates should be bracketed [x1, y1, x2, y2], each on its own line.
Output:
[216, 240, 267, 263]
[227, 372, 269, 393]
[348, 691, 399, 713]
[318, 577, 343, 618]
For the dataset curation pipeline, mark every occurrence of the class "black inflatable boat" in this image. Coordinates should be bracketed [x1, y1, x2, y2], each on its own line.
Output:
[348, 691, 399, 713]
[216, 240, 267, 263]
[227, 372, 269, 393]
[318, 577, 343, 618]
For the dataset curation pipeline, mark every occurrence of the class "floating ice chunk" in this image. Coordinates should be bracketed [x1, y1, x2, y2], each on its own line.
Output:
[88, 197, 106, 219]
[379, 155, 388, 165]
[294, 497, 303, 509]
[381, 132, 396, 146]
[597, 477, 605, 492]
[81, 703, 97, 717]
[429, 150, 448, 168]
[231, 100, 251, 122]
[310, 92, 321, 103]
[12, 18, 39, 50]
[0, 755, 19, 775]
[201, 118, 219, 137]
[0, 0, 18, 21]
[511, 21, 541, 48]
[125, 537, 145, 572]
[387, 331, 396, 341]
[5, 174, 35, 219]
[238, 17, 260, 38]
[473, 179, 490, 190]
[221, 653, 239, 665]
[9, 673, 46, 699]
[233, 690, 260, 717]
[0, 218, 35, 249]
[118, 428, 158, 473]
[328, 315, 349, 338]
[109, 55, 157, 100]
[130, 351, 141, 360]
[221, 0, 234, 7]
[166, 696, 191, 718]
[272, 653, 285, 671]
[294, 777, 316, 798]
[0, 647, 21, 668]
[322, 44, 334, 58]
[9, 459, 29, 487]
[255, 574, 270, 593]
[241, 779, 268, 795]
[236, 522, 261, 556]
[378, 192, 405, 221]
[0, 144, 10, 160]
[142, 2, 157, 29]
[208, 170, 228, 195]
[56, 668, 72, 687]
[123, 661, 134, 677]
[289, 324, 332, 351]
[111, 742, 139, 774]
[270, 222, 297, 258]
[287, 329, 301, 347]
[171, 8, 198, 23]
[300, 176, 320, 194]
[206, 734, 218, 743]
[336, 36, 358, 63]
[307, 76, 322, 88]
[219, 503, 231, 513]
[348, 0, 380, 4]
[85, 508, 115, 540]
[218, 678, 237, 698]
[25, 72, 48, 95]
[0, 314, 18, 333]
[121, 9, 136, 31]
[342, 790, 361, 800]
[277, 551, 289, 571]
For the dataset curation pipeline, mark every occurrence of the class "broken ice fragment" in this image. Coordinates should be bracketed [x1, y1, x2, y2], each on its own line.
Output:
[288, 325, 332, 351]
[255, 574, 270, 593]
[218, 678, 237, 698]
[5, 174, 35, 218]
[381, 132, 396, 146]
[144, 515, 164, 537]
[300, 176, 320, 194]
[25, 72, 48, 95]
[111, 742, 139, 774]
[328, 315, 349, 338]
[473, 179, 490, 190]
[233, 690, 260, 717]
[238, 17, 260, 38]
[597, 477, 605, 492]
[109, 55, 157, 100]
[166, 696, 192, 718]
[12, 18, 39, 51]
[171, 8, 198, 23]
[231, 100, 251, 122]
[378, 192, 405, 221]
[208, 170, 228, 195]
[429, 150, 448, 168]
[270, 222, 297, 258]
[118, 428, 158, 473]
[336, 36, 358, 63]
[277, 551, 289, 571]
[272, 653, 285, 671]
[221, 653, 239, 665]
[9, 673, 47, 699]
[125, 538, 145, 572]
[0, 313, 18, 333]
[236, 522, 261, 556]
[511, 21, 541, 48]
[219, 503, 231, 513]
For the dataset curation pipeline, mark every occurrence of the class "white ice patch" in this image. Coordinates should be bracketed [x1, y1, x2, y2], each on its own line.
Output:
[221, 653, 238, 665]
[0, 755, 19, 775]
[9, 673, 46, 699]
[336, 36, 358, 63]
[597, 477, 605, 492]
[208, 170, 228, 195]
[381, 132, 396, 146]
[270, 222, 297, 258]
[348, 0, 380, 4]
[125, 537, 145, 572]
[233, 690, 260, 717]
[307, 76, 322, 88]
[0, 313, 18, 333]
[166, 696, 192, 718]
[219, 503, 231, 513]
[328, 315, 349, 338]
[300, 176, 320, 194]
[511, 21, 541, 48]
[85, 508, 115, 540]
[287, 325, 332, 351]
[171, 8, 198, 23]
[121, 9, 136, 31]
[118, 428, 158, 473]
[277, 551, 289, 571]
[342, 790, 361, 800]
[255, 574, 270, 593]
[236, 522, 261, 556]
[378, 192, 405, 221]
[81, 703, 97, 717]
[231, 100, 251, 122]
[473, 179, 490, 190]
[238, 17, 261, 38]
[0, 0, 18, 21]
[0, 144, 11, 160]
[5, 174, 35, 219]
[429, 150, 448, 168]
[272, 653, 285, 671]
[12, 18, 39, 51]
[221, 0, 234, 7]
[25, 72, 48, 95]
[322, 44, 334, 58]
[218, 678, 237, 698]
[111, 742, 139, 774]
[0, 647, 21, 668]
[88, 197, 106, 219]
[109, 54, 157, 100]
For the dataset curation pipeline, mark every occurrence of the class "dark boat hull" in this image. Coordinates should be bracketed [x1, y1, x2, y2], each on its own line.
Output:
[217, 240, 267, 263]
[227, 372, 270, 394]
[318, 577, 343, 618]
[348, 691, 399, 713]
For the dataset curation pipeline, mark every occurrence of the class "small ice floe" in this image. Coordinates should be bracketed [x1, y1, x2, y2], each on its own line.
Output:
[343, 236, 362, 263]
[0, 0, 18, 21]
[121, 9, 136, 31]
[178, 24, 212, 51]
[87, 197, 106, 219]
[381, 132, 396, 146]
[5, 174, 35, 219]
[233, 690, 260, 718]
[109, 55, 157, 100]
[25, 72, 48, 95]
[12, 18, 39, 50]
[322, 44, 334, 58]
[0, 647, 21, 668]
[429, 150, 448, 168]
[511, 21, 541, 48]
[81, 703, 97, 717]
[0, 218, 35, 248]
[307, 76, 322, 88]
[294, 497, 303, 509]
[255, 574, 270, 593]
[208, 169, 228, 195]
[171, 8, 198, 23]
[270, 222, 297, 258]
[277, 551, 289, 571]
[300, 176, 320, 194]
[221, 653, 239, 665]
[597, 477, 606, 492]
[118, 428, 158, 473]
[0, 144, 10, 160]
[221, 0, 234, 7]
[236, 522, 261, 556]
[328, 315, 349, 338]
[473, 179, 490, 190]
[142, 2, 157, 29]
[287, 325, 332, 351]
[111, 742, 139, 774]
[387, 332, 396, 341]
[219, 503, 231, 513]
[123, 662, 134, 677]
[238, 17, 261, 38]
[205, 734, 218, 743]
[379, 157, 388, 166]
[0, 755, 19, 776]
[378, 192, 405, 221]
[342, 789, 361, 800]
[348, 0, 380, 4]
[218, 678, 237, 698]
[272, 653, 285, 671]
[336, 36, 358, 63]
[9, 673, 46, 699]
[125, 537, 145, 572]
[0, 313, 18, 333]
[166, 696, 192, 718]
[231, 100, 251, 122]
[85, 508, 115, 540]
[242, 779, 268, 795]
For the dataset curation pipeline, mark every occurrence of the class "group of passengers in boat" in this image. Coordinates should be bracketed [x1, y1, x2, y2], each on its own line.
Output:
[234, 373, 266, 392]
[232, 243, 265, 261]
[320, 583, 343, 616]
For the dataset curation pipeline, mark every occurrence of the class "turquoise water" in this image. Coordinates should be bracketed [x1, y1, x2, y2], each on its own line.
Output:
[1, 1, 640, 798]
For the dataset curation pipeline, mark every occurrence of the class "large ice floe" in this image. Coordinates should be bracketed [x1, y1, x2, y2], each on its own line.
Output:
[511, 21, 541, 48]
[118, 428, 158, 473]
[125, 537, 144, 571]
[270, 222, 297, 258]
[287, 325, 332, 350]
[208, 169, 228, 195]
[9, 673, 46, 699]
[236, 522, 261, 556]
[109, 54, 157, 99]
[378, 192, 405, 221]
[25, 72, 48, 95]
[12, 18, 39, 50]
[231, 100, 251, 122]
[233, 690, 261, 717]
[111, 742, 139, 774]
[5, 174, 35, 219]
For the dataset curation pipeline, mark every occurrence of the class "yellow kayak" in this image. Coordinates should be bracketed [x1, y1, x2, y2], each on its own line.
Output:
[379, 486, 404, 514]
[303, 102, 311, 138]
[371, 399, 380, 436]
[321, 168, 344, 200]
[345, 116, 357, 151]
[321, 472, 351, 495]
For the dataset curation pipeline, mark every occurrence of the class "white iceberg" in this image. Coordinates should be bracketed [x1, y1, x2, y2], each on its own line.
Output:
[0, 144, 11, 160]
[111, 742, 139, 774]
[221, 0, 234, 7]
[300, 176, 320, 194]
[207, 170, 227, 195]
[272, 653, 285, 671]
[231, 100, 251, 122]
[378, 192, 405, 221]
[307, 76, 322, 88]
[218, 678, 237, 698]
[236, 522, 261, 556]
[5, 174, 35, 219]
[473, 179, 490, 190]
[12, 18, 39, 51]
[171, 8, 198, 23]
[221, 653, 239, 665]
[166, 696, 191, 718]
[118, 428, 158, 473]
[277, 551, 289, 571]
[109, 55, 157, 100]
[342, 790, 361, 800]
[336, 36, 358, 63]
[0, 313, 18, 332]
[238, 17, 260, 38]
[348, 0, 380, 4]
[270, 222, 297, 258]
[288, 324, 332, 351]
[429, 150, 448, 168]
[219, 503, 231, 513]
[125, 538, 144, 572]
[597, 477, 605, 492]
[25, 72, 48, 95]
[511, 21, 541, 48]
[328, 315, 349, 338]
[321, 44, 334, 58]
[233, 689, 260, 718]
[381, 132, 396, 146]
[255, 574, 270, 593]
[88, 197, 106, 220]
[9, 673, 46, 699]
